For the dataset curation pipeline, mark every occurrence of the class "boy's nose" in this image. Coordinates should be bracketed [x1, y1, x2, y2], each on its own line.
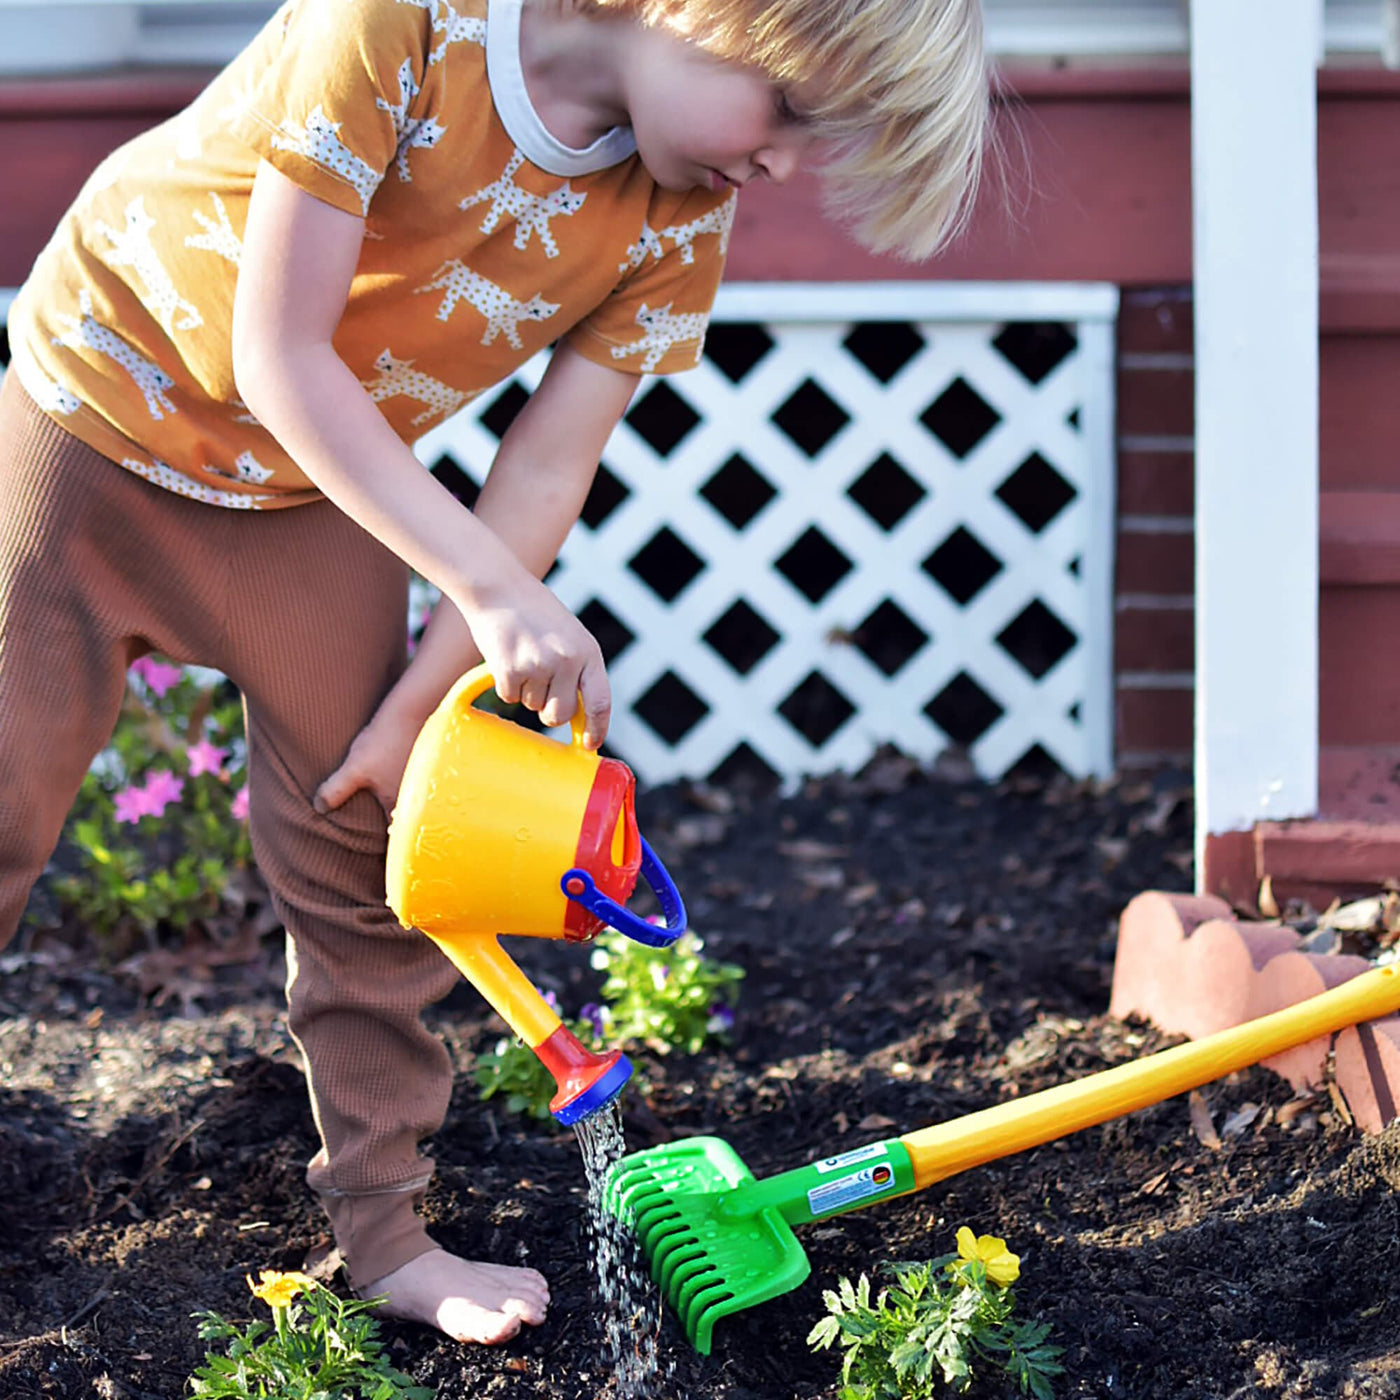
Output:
[755, 143, 801, 186]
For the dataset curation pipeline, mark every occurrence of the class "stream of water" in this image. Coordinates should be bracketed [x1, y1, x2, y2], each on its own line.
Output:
[574, 1102, 676, 1399]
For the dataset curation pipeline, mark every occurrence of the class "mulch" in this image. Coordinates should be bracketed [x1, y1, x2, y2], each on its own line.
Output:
[4, 757, 1400, 1399]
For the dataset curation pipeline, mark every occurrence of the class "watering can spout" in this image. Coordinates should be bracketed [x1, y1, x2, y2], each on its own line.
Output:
[536, 1024, 633, 1125]
[385, 666, 688, 1124]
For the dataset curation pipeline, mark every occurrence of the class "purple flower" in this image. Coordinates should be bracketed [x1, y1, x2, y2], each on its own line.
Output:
[706, 1003, 735, 1034]
[130, 656, 184, 697]
[579, 1003, 605, 1038]
[539, 988, 561, 1014]
[231, 785, 250, 822]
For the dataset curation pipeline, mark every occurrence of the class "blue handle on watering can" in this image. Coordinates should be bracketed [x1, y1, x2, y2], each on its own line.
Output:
[561, 837, 687, 947]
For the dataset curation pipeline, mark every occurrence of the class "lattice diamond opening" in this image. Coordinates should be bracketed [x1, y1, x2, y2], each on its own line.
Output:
[428, 452, 480, 508]
[700, 453, 777, 530]
[772, 378, 851, 456]
[996, 452, 1077, 534]
[705, 322, 775, 382]
[580, 462, 630, 530]
[634, 670, 709, 745]
[577, 598, 635, 666]
[848, 452, 928, 532]
[993, 322, 1078, 385]
[925, 671, 1005, 748]
[704, 599, 781, 676]
[628, 526, 705, 603]
[920, 376, 1002, 459]
[844, 322, 926, 383]
[779, 670, 855, 747]
[626, 380, 700, 457]
[996, 599, 1078, 681]
[777, 526, 853, 604]
[923, 527, 1003, 606]
[854, 599, 929, 677]
[479, 381, 529, 438]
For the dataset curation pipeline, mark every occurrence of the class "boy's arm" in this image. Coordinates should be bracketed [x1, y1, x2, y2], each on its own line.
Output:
[315, 340, 639, 813]
[232, 159, 623, 749]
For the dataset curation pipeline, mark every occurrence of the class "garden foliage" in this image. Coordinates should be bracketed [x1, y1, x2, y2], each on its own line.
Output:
[39, 656, 252, 952]
[190, 1271, 434, 1399]
[808, 1231, 1063, 1399]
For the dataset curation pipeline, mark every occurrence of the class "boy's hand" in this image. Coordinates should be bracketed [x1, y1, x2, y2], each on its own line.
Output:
[314, 703, 423, 816]
[467, 581, 612, 749]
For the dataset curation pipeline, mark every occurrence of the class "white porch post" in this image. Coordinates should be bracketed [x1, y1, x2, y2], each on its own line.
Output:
[1189, 2, 1320, 885]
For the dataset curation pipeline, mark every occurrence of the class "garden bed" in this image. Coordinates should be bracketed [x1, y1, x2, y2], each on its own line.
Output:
[4, 761, 1400, 1399]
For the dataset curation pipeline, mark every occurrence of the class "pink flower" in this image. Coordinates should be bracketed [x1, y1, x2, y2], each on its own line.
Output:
[129, 656, 185, 697]
[141, 769, 185, 818]
[113, 785, 153, 824]
[186, 739, 229, 779]
[231, 785, 250, 822]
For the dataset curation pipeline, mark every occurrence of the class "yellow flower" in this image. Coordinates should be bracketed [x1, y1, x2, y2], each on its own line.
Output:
[952, 1226, 1021, 1287]
[247, 1270, 315, 1310]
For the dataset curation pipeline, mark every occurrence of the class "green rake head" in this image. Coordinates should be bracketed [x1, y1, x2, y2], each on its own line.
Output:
[603, 1135, 812, 1354]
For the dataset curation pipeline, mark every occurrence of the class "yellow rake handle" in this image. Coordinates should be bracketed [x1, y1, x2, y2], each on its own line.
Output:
[900, 964, 1400, 1191]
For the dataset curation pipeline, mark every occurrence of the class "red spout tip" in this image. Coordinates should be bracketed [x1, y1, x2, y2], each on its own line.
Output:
[535, 1024, 633, 1123]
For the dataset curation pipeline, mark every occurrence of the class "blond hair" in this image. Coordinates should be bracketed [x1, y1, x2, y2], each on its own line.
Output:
[590, 0, 990, 261]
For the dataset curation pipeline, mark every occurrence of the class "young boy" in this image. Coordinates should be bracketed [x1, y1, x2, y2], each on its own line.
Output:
[0, 0, 989, 1347]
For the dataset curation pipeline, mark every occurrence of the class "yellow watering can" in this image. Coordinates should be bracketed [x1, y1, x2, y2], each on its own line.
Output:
[385, 665, 687, 1125]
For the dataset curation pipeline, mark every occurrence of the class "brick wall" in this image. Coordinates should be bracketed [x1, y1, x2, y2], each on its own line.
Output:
[1114, 288, 1194, 770]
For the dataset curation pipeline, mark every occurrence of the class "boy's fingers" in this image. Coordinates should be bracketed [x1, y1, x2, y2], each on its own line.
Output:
[313, 765, 359, 814]
[578, 661, 611, 750]
[540, 671, 580, 731]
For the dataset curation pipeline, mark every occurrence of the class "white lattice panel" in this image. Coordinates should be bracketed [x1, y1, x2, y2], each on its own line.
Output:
[416, 282, 1119, 787]
[0, 282, 1117, 785]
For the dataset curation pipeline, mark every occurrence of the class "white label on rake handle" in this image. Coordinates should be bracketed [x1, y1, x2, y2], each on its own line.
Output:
[808, 1162, 898, 1217]
[814, 1144, 887, 1174]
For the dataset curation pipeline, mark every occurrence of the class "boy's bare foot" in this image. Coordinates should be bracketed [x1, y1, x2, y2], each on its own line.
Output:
[362, 1248, 550, 1344]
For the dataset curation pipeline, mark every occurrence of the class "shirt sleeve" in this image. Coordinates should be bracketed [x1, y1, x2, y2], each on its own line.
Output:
[224, 0, 437, 217]
[566, 188, 736, 376]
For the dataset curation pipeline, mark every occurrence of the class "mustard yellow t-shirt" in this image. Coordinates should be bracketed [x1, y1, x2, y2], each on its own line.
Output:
[9, 0, 735, 509]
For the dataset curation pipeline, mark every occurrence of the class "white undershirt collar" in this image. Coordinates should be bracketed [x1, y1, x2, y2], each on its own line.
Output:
[485, 0, 637, 176]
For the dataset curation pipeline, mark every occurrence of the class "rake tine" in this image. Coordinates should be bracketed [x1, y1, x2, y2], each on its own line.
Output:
[683, 1281, 739, 1353]
[659, 1245, 713, 1296]
[649, 1229, 704, 1286]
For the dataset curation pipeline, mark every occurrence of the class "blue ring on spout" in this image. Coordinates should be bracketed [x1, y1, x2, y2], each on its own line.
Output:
[551, 1053, 634, 1125]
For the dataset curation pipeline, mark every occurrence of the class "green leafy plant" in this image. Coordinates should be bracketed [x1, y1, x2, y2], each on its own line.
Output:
[40, 655, 252, 955]
[807, 1230, 1063, 1400]
[589, 927, 744, 1055]
[473, 1004, 607, 1121]
[189, 1269, 434, 1399]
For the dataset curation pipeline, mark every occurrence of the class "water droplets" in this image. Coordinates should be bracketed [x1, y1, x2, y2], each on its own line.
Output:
[574, 1103, 676, 1398]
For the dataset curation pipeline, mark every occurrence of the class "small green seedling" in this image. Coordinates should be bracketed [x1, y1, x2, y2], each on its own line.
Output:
[807, 1231, 1063, 1400]
[189, 1270, 434, 1399]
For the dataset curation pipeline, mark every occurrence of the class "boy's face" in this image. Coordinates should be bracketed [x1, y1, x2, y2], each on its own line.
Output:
[626, 29, 819, 194]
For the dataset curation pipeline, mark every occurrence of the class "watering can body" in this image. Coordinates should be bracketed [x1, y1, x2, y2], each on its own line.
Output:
[385, 666, 686, 1123]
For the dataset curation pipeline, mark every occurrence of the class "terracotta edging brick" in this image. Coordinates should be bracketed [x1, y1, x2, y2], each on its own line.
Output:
[1110, 890, 1399, 1132]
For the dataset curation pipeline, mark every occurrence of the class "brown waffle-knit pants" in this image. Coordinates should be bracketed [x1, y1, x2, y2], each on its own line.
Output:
[0, 369, 461, 1288]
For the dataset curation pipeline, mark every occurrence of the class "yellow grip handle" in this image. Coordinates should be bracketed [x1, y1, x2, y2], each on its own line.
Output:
[900, 963, 1400, 1191]
[459, 663, 588, 748]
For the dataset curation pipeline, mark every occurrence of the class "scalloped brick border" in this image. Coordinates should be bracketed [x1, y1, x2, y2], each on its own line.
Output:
[1110, 890, 1400, 1132]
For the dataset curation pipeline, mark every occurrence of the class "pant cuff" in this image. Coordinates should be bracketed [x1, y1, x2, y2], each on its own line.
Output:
[320, 1187, 439, 1292]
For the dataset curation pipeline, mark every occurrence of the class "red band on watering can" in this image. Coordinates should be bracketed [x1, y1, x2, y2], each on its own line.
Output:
[563, 757, 642, 940]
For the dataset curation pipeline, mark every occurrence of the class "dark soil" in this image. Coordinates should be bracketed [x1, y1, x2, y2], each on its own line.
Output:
[5, 760, 1400, 1400]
